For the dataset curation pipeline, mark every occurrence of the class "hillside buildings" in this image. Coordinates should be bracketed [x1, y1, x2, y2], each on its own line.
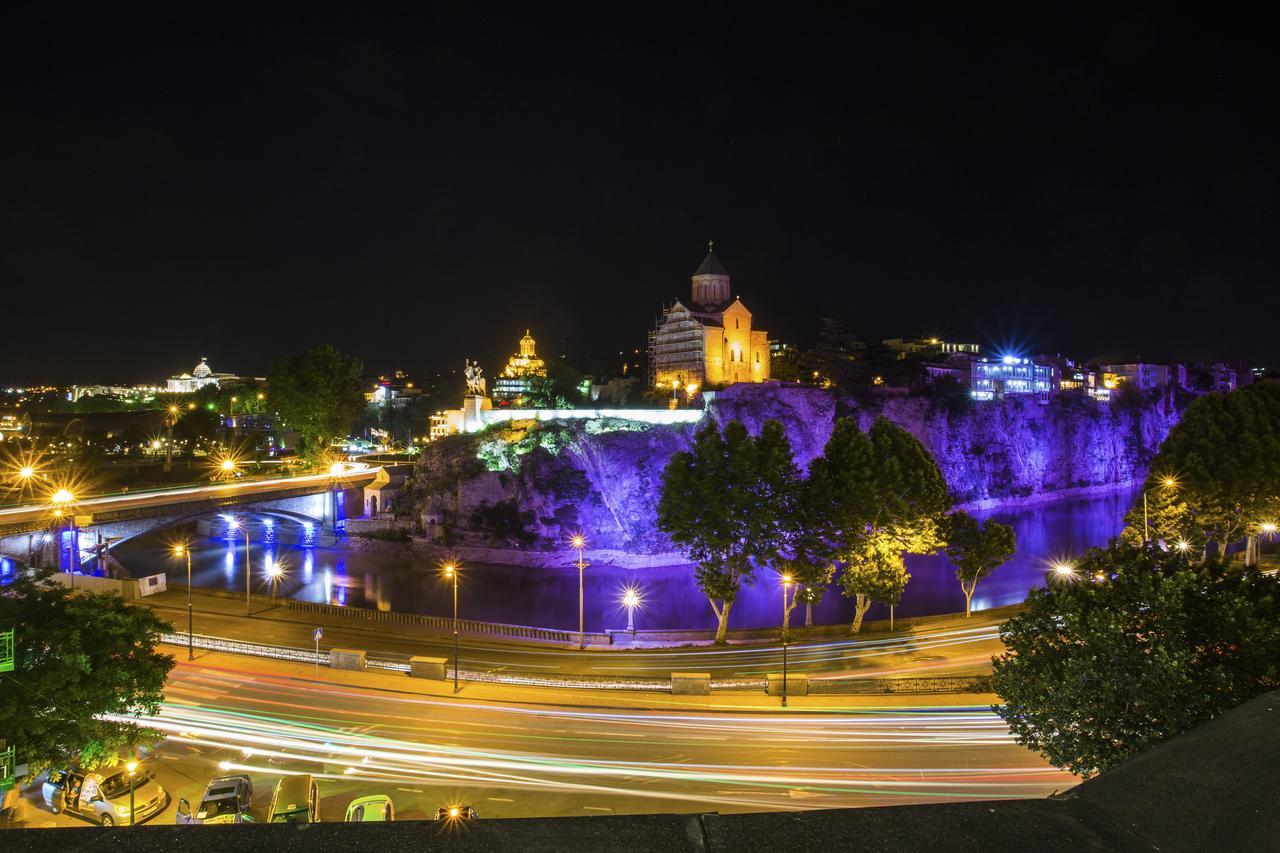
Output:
[492, 331, 547, 403]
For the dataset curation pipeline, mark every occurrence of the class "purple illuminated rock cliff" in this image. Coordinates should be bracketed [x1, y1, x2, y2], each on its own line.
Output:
[415, 385, 1180, 555]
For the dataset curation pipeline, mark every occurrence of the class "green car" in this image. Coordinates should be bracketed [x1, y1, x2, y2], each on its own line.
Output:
[345, 795, 394, 822]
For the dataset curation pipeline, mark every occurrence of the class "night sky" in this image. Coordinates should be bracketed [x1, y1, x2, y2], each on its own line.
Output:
[3, 7, 1276, 385]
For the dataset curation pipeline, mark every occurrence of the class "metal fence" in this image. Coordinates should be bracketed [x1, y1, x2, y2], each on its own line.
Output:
[284, 600, 613, 646]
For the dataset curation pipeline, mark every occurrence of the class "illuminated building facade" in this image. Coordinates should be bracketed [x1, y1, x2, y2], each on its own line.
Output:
[965, 355, 1058, 403]
[882, 337, 980, 357]
[649, 245, 770, 390]
[166, 357, 238, 393]
[492, 330, 547, 403]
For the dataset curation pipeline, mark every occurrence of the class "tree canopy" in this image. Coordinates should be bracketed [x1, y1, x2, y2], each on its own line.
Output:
[0, 568, 174, 780]
[943, 510, 1016, 616]
[808, 417, 951, 632]
[992, 544, 1280, 778]
[658, 419, 800, 643]
[1123, 380, 1280, 556]
[266, 345, 366, 459]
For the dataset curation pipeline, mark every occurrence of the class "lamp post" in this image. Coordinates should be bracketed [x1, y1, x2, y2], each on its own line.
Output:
[50, 489, 76, 583]
[620, 585, 642, 633]
[164, 405, 179, 473]
[328, 462, 346, 533]
[781, 574, 793, 708]
[1142, 476, 1178, 545]
[173, 544, 193, 660]
[266, 558, 283, 607]
[571, 534, 588, 649]
[443, 563, 460, 693]
[125, 760, 138, 826]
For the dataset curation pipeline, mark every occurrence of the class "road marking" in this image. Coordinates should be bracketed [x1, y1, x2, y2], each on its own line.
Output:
[583, 806, 613, 812]
[396, 788, 423, 794]
[487, 797, 514, 803]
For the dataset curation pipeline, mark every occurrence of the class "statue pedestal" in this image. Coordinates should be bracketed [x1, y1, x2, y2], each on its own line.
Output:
[461, 395, 492, 433]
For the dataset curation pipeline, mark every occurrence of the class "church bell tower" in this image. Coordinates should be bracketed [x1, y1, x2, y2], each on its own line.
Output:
[691, 241, 731, 310]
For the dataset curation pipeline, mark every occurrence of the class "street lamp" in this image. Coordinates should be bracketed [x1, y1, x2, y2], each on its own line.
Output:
[571, 534, 588, 649]
[328, 462, 346, 532]
[125, 760, 138, 826]
[442, 562, 460, 693]
[1174, 539, 1192, 554]
[266, 558, 283, 607]
[620, 585, 642, 633]
[1143, 476, 1179, 545]
[173, 543, 193, 660]
[50, 489, 76, 581]
[164, 404, 180, 473]
[780, 573, 793, 708]
[1049, 561, 1077, 582]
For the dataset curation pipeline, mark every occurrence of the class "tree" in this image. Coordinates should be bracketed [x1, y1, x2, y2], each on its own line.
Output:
[993, 544, 1280, 778]
[1122, 380, 1280, 560]
[524, 363, 586, 409]
[658, 419, 799, 643]
[942, 511, 1016, 616]
[808, 417, 951, 632]
[266, 345, 366, 460]
[0, 568, 175, 781]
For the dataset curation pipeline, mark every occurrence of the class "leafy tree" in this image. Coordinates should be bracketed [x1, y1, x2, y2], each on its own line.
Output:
[808, 417, 951, 632]
[524, 363, 587, 409]
[1122, 381, 1280, 559]
[266, 345, 366, 460]
[942, 511, 1016, 616]
[0, 568, 175, 781]
[658, 419, 799, 643]
[993, 544, 1280, 778]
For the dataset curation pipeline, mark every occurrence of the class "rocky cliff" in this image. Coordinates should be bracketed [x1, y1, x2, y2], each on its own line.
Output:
[419, 384, 1180, 555]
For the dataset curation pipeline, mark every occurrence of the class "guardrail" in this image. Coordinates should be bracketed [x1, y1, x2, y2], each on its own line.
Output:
[285, 600, 613, 646]
[160, 631, 669, 691]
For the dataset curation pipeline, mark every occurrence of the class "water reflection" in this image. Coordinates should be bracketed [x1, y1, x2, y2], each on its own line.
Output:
[114, 487, 1140, 632]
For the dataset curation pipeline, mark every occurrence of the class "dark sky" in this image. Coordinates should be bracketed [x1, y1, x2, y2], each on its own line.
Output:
[3, 6, 1276, 384]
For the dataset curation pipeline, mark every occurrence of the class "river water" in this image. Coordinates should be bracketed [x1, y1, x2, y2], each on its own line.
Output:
[114, 487, 1140, 633]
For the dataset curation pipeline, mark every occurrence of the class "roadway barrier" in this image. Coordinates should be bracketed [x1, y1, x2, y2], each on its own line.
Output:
[285, 599, 613, 646]
[329, 648, 367, 671]
[766, 673, 808, 696]
[807, 675, 995, 694]
[671, 673, 710, 695]
[409, 655, 447, 679]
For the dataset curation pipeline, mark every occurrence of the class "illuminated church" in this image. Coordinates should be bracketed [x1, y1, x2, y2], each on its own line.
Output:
[491, 330, 547, 403]
[649, 244, 770, 390]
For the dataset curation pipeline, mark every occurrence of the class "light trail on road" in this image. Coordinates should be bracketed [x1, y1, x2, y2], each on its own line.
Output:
[100, 660, 1075, 818]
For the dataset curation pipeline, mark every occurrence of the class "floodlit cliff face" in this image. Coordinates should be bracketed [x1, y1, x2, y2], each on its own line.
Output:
[420, 384, 1180, 554]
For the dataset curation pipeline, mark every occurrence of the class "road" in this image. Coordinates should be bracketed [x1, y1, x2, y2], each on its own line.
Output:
[142, 590, 1004, 681]
[0, 462, 378, 530]
[5, 653, 1075, 828]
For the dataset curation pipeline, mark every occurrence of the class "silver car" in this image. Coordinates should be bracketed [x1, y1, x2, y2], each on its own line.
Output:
[42, 766, 168, 827]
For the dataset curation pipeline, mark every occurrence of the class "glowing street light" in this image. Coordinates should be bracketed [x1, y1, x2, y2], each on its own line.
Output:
[1143, 475, 1179, 545]
[18, 466, 34, 481]
[173, 543, 193, 659]
[1049, 561, 1078, 583]
[780, 573, 794, 708]
[571, 534, 588, 649]
[620, 584, 642, 633]
[50, 488, 75, 506]
[266, 558, 284, 606]
[125, 760, 139, 826]
[442, 562, 460, 693]
[164, 404, 181, 473]
[1174, 539, 1192, 554]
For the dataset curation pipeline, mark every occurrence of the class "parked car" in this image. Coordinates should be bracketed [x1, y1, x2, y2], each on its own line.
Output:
[42, 766, 168, 827]
[344, 794, 394, 822]
[176, 774, 254, 824]
[434, 804, 478, 821]
[267, 774, 318, 823]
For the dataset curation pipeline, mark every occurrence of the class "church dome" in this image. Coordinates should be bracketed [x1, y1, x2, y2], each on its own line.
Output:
[193, 358, 212, 378]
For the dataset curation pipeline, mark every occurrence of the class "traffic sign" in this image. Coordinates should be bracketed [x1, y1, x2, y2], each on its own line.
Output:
[312, 627, 323, 642]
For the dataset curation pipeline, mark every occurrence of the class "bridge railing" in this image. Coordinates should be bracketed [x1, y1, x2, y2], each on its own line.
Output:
[284, 600, 613, 646]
